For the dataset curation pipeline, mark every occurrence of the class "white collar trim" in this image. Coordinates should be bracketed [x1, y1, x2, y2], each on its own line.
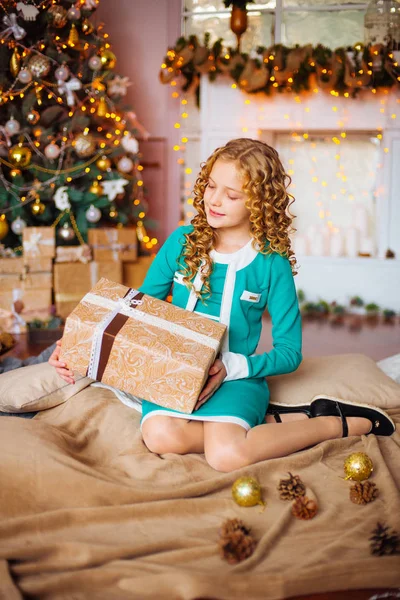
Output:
[210, 238, 259, 269]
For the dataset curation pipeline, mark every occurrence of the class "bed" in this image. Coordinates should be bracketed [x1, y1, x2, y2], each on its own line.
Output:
[0, 352, 399, 599]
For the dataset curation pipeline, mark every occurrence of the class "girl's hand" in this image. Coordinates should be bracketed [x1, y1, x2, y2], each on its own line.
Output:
[48, 339, 75, 385]
[195, 358, 227, 410]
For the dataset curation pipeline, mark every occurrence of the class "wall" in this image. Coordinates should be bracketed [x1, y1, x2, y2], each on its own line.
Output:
[95, 0, 181, 243]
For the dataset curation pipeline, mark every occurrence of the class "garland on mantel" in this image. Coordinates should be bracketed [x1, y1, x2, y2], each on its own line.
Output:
[159, 34, 400, 106]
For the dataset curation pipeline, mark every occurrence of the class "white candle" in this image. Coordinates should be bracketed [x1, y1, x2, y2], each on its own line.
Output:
[359, 235, 374, 256]
[330, 230, 344, 257]
[294, 234, 308, 256]
[353, 204, 369, 237]
[345, 227, 359, 257]
[310, 231, 325, 256]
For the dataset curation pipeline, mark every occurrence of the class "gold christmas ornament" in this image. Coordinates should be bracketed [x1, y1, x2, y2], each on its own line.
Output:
[344, 452, 374, 482]
[27, 55, 51, 78]
[31, 199, 45, 215]
[9, 143, 32, 168]
[97, 96, 108, 117]
[10, 168, 21, 177]
[74, 133, 96, 157]
[89, 180, 104, 195]
[81, 18, 94, 34]
[232, 476, 265, 509]
[92, 78, 106, 91]
[96, 155, 111, 171]
[68, 23, 80, 47]
[10, 47, 21, 78]
[0, 217, 9, 241]
[26, 109, 40, 125]
[100, 49, 116, 70]
[48, 4, 68, 28]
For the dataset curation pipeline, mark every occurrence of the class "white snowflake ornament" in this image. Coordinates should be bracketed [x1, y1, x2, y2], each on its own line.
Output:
[107, 75, 132, 97]
[102, 179, 129, 201]
[54, 186, 71, 211]
[121, 133, 139, 155]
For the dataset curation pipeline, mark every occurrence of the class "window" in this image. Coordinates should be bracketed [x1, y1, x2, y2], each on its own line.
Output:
[182, 1, 369, 51]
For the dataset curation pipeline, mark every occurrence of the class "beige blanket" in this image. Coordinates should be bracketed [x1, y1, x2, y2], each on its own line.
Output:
[0, 386, 399, 599]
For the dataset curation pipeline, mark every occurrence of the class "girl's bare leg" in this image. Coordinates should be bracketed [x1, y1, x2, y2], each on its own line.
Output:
[141, 416, 205, 454]
[203, 416, 371, 473]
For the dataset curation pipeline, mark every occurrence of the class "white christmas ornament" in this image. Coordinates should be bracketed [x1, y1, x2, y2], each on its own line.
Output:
[55, 65, 70, 81]
[102, 178, 129, 201]
[117, 156, 133, 173]
[16, 2, 39, 21]
[54, 186, 71, 211]
[5, 117, 20, 136]
[2, 13, 26, 40]
[11, 216, 27, 235]
[58, 223, 75, 241]
[83, 0, 98, 8]
[18, 68, 32, 84]
[121, 132, 139, 155]
[86, 204, 101, 223]
[107, 75, 132, 97]
[67, 6, 81, 20]
[88, 55, 102, 71]
[58, 76, 82, 106]
[44, 143, 61, 160]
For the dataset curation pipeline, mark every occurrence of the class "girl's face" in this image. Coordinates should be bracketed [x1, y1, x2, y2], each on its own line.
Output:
[203, 159, 250, 233]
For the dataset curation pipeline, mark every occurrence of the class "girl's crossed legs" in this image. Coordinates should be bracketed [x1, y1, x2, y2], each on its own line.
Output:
[141, 413, 371, 472]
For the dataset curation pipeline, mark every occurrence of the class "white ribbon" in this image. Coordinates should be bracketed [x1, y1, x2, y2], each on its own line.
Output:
[23, 232, 53, 255]
[2, 13, 26, 40]
[84, 290, 220, 380]
[57, 77, 82, 106]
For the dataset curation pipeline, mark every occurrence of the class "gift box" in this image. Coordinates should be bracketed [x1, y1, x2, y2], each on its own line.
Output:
[0, 257, 24, 274]
[122, 255, 155, 289]
[23, 226, 55, 259]
[55, 244, 92, 264]
[0, 288, 52, 332]
[59, 278, 227, 414]
[88, 228, 137, 262]
[24, 257, 53, 273]
[54, 261, 123, 320]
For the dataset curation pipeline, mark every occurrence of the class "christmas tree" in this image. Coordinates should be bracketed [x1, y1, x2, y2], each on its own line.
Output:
[0, 0, 157, 252]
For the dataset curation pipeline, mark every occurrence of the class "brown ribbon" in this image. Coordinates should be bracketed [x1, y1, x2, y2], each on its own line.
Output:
[87, 289, 144, 381]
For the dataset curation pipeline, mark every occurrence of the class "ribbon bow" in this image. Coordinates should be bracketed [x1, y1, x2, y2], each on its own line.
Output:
[2, 13, 26, 40]
[57, 77, 82, 106]
[23, 232, 53, 255]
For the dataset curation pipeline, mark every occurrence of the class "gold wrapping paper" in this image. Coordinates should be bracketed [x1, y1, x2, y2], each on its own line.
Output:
[122, 256, 155, 289]
[22, 272, 52, 290]
[54, 261, 123, 320]
[24, 257, 53, 272]
[23, 226, 56, 258]
[0, 273, 21, 292]
[55, 244, 92, 264]
[88, 228, 138, 262]
[0, 289, 52, 320]
[0, 258, 24, 274]
[59, 278, 227, 413]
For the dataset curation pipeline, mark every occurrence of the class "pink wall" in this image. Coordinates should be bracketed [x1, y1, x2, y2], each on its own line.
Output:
[95, 0, 182, 243]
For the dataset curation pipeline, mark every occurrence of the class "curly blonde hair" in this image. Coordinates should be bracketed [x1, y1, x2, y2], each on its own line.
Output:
[178, 138, 299, 302]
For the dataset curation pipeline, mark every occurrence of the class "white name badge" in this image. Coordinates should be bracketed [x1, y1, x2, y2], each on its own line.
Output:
[240, 290, 261, 303]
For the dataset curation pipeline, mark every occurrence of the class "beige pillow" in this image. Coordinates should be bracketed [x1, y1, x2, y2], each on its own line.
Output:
[0, 362, 92, 413]
[266, 353, 400, 410]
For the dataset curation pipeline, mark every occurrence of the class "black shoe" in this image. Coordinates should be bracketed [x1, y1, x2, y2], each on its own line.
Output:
[267, 402, 311, 423]
[310, 395, 396, 437]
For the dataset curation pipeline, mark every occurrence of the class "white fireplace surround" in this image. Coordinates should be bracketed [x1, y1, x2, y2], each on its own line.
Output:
[197, 77, 400, 311]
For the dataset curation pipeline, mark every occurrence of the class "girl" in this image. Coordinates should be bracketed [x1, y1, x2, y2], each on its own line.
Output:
[50, 138, 395, 472]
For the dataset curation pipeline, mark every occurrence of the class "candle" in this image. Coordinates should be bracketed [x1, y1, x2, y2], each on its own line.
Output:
[359, 236, 374, 256]
[330, 230, 344, 257]
[345, 227, 359, 257]
[294, 234, 308, 256]
[353, 204, 369, 237]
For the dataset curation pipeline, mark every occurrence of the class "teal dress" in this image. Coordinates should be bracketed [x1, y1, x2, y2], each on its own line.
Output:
[138, 225, 303, 431]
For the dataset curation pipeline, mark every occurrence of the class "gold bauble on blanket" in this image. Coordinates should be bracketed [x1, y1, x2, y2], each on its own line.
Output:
[232, 476, 265, 508]
[344, 452, 373, 482]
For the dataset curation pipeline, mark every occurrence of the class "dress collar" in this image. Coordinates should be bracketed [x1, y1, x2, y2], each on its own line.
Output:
[210, 237, 259, 269]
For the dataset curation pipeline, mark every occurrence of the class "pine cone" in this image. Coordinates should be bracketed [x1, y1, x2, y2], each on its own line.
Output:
[277, 472, 306, 501]
[219, 518, 250, 538]
[218, 519, 256, 564]
[350, 481, 379, 505]
[291, 496, 318, 520]
[369, 522, 400, 556]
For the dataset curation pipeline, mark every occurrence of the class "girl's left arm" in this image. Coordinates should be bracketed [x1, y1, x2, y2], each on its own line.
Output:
[221, 252, 303, 381]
